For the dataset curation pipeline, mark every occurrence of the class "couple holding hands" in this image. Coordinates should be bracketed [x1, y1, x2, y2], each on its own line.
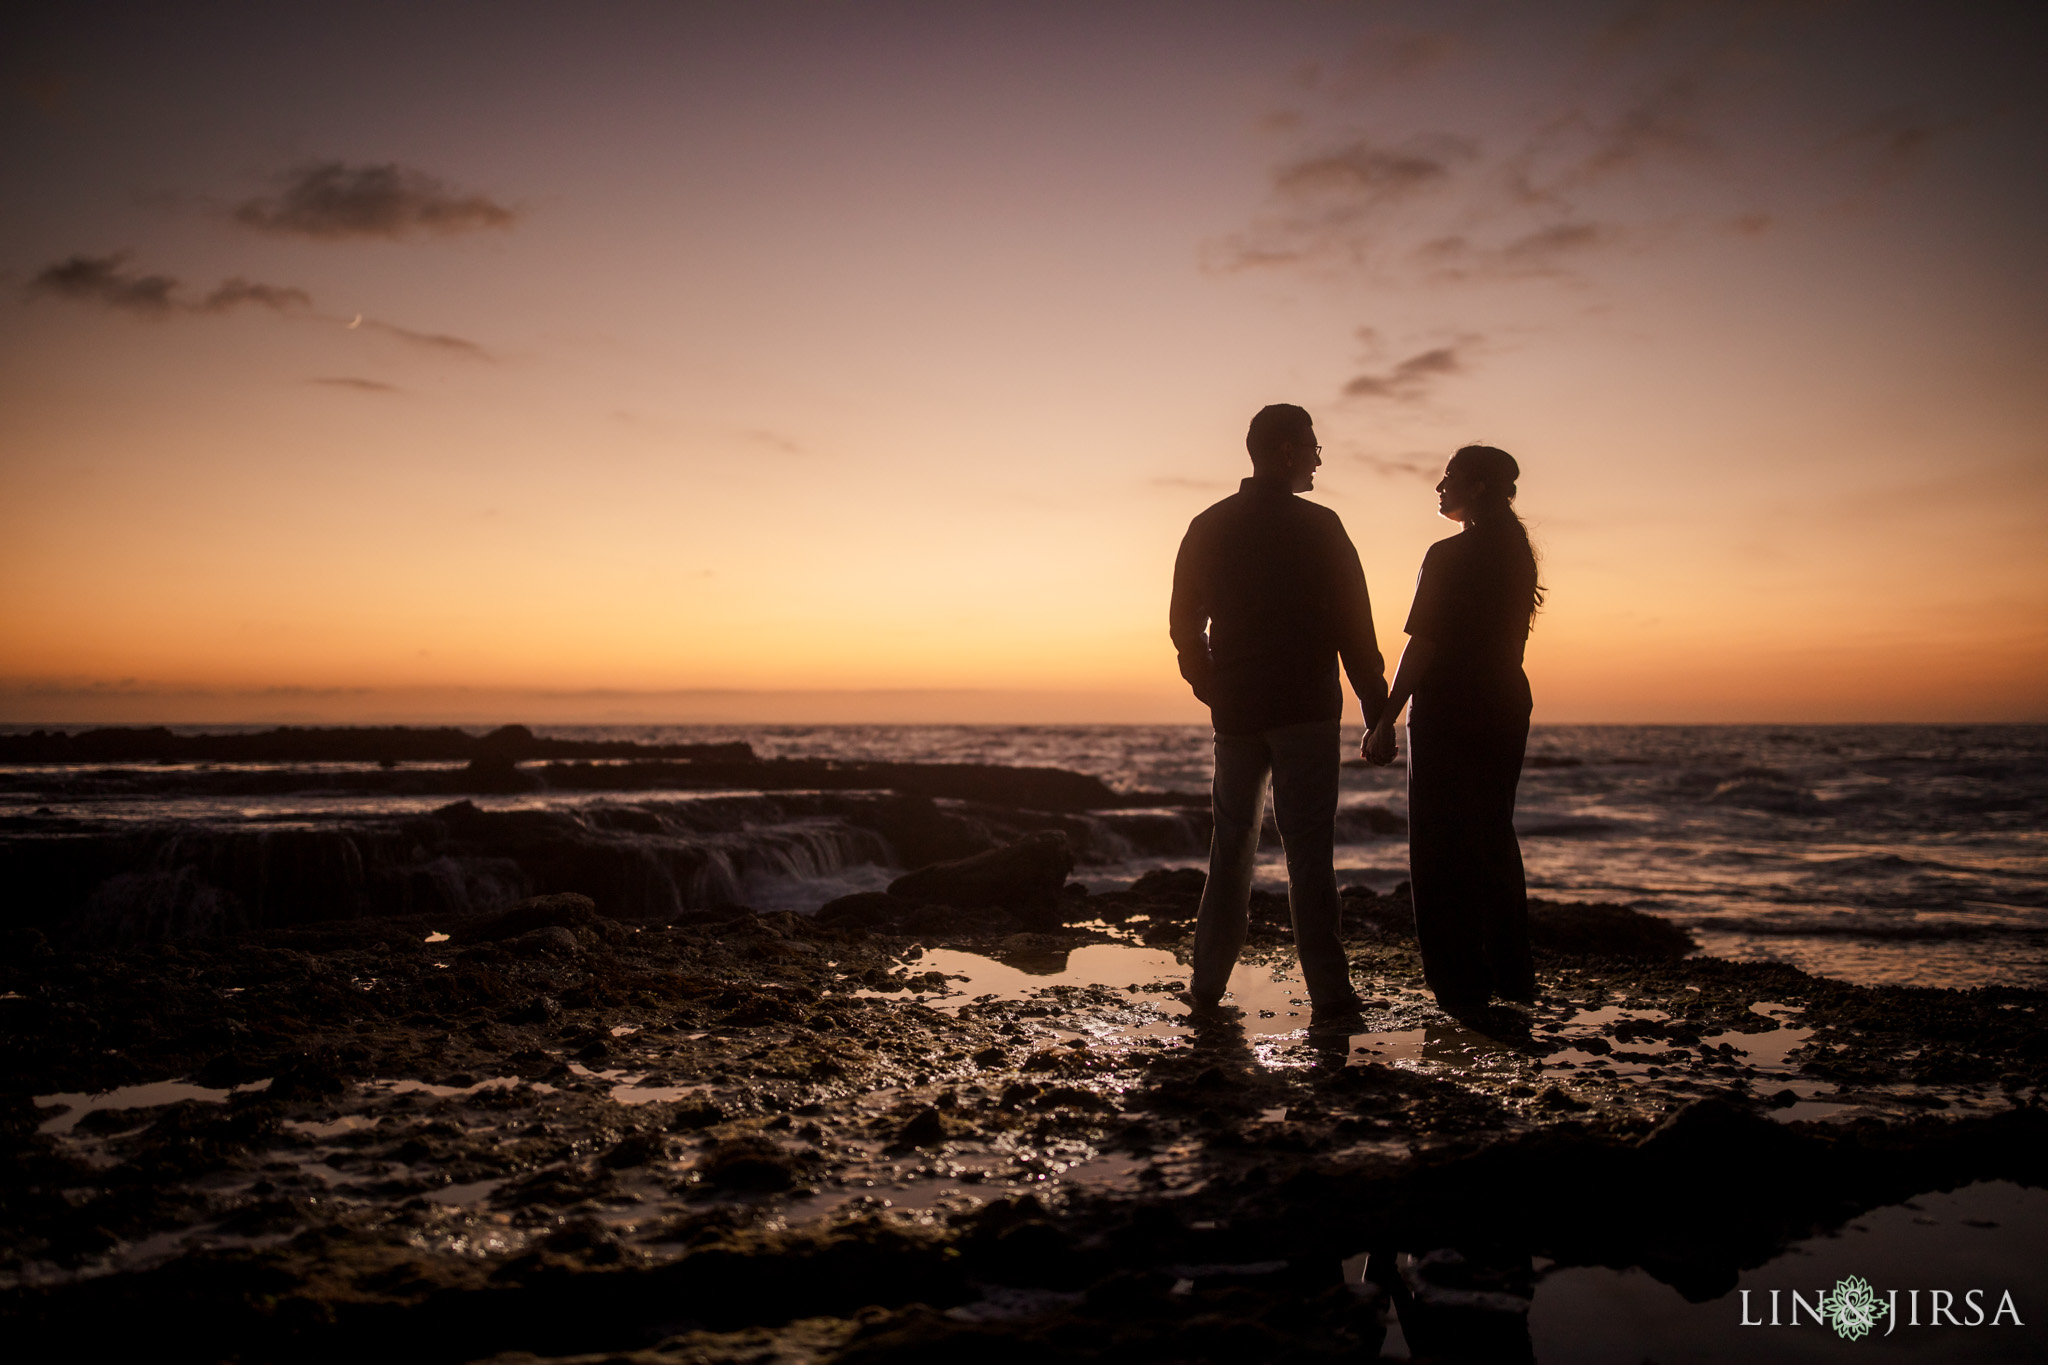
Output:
[1169, 403, 1542, 1026]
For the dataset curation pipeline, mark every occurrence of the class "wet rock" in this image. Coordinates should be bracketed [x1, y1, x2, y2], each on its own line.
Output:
[1533, 1085, 1590, 1112]
[496, 1164, 616, 1208]
[601, 1131, 671, 1168]
[462, 892, 605, 942]
[887, 831, 1075, 928]
[543, 1215, 620, 1253]
[815, 891, 914, 929]
[1129, 866, 1207, 901]
[501, 996, 561, 1026]
[1636, 1096, 1804, 1173]
[701, 1137, 802, 1191]
[1340, 885, 1416, 938]
[505, 925, 581, 958]
[1528, 901, 1695, 960]
[267, 1050, 351, 1100]
[897, 1107, 947, 1147]
[668, 1100, 726, 1131]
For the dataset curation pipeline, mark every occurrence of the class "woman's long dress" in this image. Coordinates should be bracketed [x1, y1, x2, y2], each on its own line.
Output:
[1403, 519, 1537, 1007]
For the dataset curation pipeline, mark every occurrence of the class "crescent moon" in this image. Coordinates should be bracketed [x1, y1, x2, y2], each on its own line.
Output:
[346, 313, 363, 329]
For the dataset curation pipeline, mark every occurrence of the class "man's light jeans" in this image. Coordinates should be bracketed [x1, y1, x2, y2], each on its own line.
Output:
[1189, 718, 1356, 1007]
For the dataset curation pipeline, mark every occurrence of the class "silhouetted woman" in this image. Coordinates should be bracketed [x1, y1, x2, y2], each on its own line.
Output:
[1366, 445, 1542, 1014]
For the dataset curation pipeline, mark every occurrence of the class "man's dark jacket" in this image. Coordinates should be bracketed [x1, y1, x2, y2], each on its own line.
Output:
[1170, 475, 1387, 736]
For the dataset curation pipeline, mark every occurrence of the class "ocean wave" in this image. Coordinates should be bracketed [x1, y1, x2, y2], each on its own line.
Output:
[1678, 913, 2048, 941]
[1704, 777, 1823, 814]
[1516, 817, 1617, 838]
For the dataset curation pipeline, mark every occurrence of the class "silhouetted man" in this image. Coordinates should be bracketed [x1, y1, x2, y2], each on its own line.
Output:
[1169, 403, 1388, 1023]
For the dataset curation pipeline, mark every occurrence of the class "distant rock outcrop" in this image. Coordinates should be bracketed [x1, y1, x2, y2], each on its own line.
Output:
[0, 724, 755, 765]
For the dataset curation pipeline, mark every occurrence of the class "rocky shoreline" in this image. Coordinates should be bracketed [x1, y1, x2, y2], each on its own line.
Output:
[3, 735, 2044, 1361]
[6, 871, 2044, 1361]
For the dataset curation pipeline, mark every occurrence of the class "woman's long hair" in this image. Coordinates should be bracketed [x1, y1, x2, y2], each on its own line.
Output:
[1452, 444, 1545, 628]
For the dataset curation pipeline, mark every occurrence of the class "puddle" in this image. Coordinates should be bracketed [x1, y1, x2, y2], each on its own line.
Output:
[608, 1078, 713, 1105]
[780, 1175, 982, 1223]
[1523, 1000, 1853, 1121]
[1528, 1181, 2048, 1362]
[918, 944, 1183, 1004]
[915, 948, 1955, 1125]
[426, 1177, 505, 1206]
[916, 943, 1332, 1038]
[376, 1075, 531, 1100]
[1350, 1020, 1540, 1082]
[35, 1077, 273, 1136]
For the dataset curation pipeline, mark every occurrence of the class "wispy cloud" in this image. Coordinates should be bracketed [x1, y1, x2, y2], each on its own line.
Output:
[27, 253, 307, 315]
[234, 161, 516, 241]
[198, 278, 312, 312]
[1413, 220, 1615, 282]
[361, 318, 492, 360]
[1204, 135, 1475, 271]
[1273, 139, 1463, 200]
[25, 251, 490, 358]
[27, 253, 181, 313]
[1341, 341, 1473, 403]
[311, 376, 401, 393]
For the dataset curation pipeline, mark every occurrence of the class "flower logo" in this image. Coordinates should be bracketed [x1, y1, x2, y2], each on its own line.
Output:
[1818, 1275, 1888, 1341]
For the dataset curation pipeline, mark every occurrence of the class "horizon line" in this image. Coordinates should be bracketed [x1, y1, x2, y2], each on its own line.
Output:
[3, 683, 2041, 727]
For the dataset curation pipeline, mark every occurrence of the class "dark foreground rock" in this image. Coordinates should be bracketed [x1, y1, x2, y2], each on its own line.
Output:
[2, 863, 2042, 1363]
[886, 831, 1076, 929]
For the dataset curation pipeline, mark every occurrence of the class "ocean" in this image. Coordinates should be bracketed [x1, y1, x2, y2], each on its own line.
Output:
[6, 722, 2045, 992]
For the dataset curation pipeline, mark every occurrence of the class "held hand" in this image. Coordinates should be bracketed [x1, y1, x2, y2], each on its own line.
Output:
[1365, 721, 1399, 767]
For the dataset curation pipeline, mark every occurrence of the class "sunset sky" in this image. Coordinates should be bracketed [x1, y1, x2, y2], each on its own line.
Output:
[4, 1, 2044, 725]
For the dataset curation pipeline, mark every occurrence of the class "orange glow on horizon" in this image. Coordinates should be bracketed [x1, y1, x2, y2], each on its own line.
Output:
[4, 6, 2045, 726]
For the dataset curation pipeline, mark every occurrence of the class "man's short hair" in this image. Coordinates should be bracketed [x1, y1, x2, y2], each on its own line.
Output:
[1247, 403, 1313, 461]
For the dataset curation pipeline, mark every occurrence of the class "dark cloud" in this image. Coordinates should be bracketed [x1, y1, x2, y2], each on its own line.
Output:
[311, 377, 400, 393]
[1271, 139, 1462, 200]
[1342, 344, 1468, 403]
[28, 253, 179, 313]
[199, 278, 311, 312]
[1505, 221, 1607, 263]
[27, 254, 313, 316]
[27, 251, 487, 358]
[1410, 220, 1614, 283]
[362, 319, 492, 360]
[234, 161, 516, 241]
[1204, 136, 1475, 271]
